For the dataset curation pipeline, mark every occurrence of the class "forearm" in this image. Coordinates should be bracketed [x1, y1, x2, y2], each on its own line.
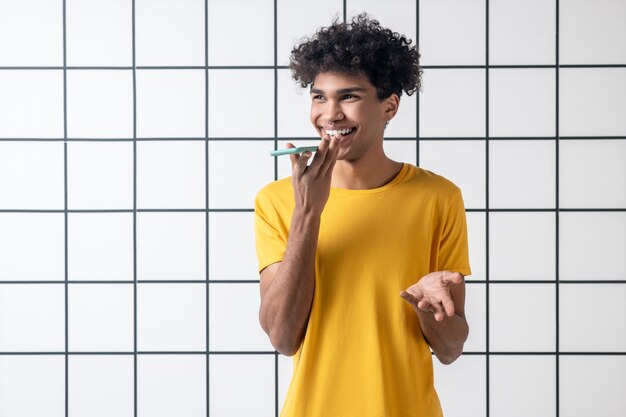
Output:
[259, 208, 320, 355]
[418, 311, 469, 365]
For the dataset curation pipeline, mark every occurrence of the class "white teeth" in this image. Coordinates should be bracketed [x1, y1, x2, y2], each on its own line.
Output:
[325, 128, 354, 136]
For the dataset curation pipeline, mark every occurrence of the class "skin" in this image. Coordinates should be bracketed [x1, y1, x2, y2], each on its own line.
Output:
[259, 71, 469, 363]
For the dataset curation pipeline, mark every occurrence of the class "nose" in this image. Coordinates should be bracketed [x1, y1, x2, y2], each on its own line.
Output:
[324, 100, 344, 124]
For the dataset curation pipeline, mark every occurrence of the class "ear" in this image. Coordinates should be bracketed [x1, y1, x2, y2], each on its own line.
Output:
[382, 93, 400, 122]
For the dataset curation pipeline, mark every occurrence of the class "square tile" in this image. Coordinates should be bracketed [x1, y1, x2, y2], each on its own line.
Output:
[384, 140, 417, 166]
[209, 354, 275, 417]
[490, 355, 556, 417]
[560, 356, 626, 417]
[208, 0, 274, 66]
[277, 68, 316, 138]
[209, 283, 273, 352]
[489, 69, 556, 137]
[560, 284, 626, 351]
[464, 283, 486, 352]
[559, 212, 626, 281]
[276, 0, 342, 66]
[0, 284, 65, 351]
[68, 284, 134, 351]
[135, 0, 205, 66]
[489, 0, 555, 65]
[559, 68, 626, 136]
[137, 355, 206, 417]
[489, 283, 556, 352]
[0, 142, 64, 209]
[0, 355, 65, 417]
[419, 69, 486, 137]
[67, 141, 133, 210]
[0, 0, 62, 66]
[560, 140, 626, 209]
[0, 213, 65, 281]
[489, 212, 556, 281]
[137, 212, 206, 281]
[489, 140, 556, 209]
[69, 355, 134, 417]
[278, 354, 293, 410]
[209, 212, 257, 280]
[208, 69, 275, 138]
[67, 70, 133, 138]
[208, 140, 274, 209]
[419, 0, 485, 65]
[419, 140, 486, 209]
[466, 212, 486, 282]
[66, 0, 132, 66]
[136, 70, 206, 138]
[560, 0, 626, 65]
[137, 140, 206, 209]
[68, 213, 134, 281]
[434, 355, 486, 417]
[138, 283, 206, 351]
[0, 70, 64, 138]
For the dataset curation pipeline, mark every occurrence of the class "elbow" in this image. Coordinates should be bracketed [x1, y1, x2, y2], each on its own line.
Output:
[436, 344, 464, 365]
[259, 310, 302, 356]
[268, 328, 302, 356]
[436, 323, 469, 365]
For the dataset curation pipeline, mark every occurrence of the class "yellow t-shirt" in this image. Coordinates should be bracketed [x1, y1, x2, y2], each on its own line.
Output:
[254, 163, 471, 417]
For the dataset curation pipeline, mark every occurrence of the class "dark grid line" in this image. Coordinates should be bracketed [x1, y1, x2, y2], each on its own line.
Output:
[2, 63, 625, 70]
[2, 350, 626, 356]
[3, 280, 626, 285]
[555, 1, 561, 415]
[2, 135, 626, 142]
[2, 208, 626, 214]
[205, 0, 210, 415]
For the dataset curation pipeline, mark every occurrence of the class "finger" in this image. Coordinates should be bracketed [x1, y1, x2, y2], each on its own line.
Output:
[442, 271, 463, 286]
[295, 150, 312, 173]
[441, 294, 456, 317]
[404, 285, 424, 301]
[286, 143, 298, 171]
[308, 136, 330, 172]
[431, 302, 446, 321]
[320, 137, 339, 176]
[399, 291, 421, 310]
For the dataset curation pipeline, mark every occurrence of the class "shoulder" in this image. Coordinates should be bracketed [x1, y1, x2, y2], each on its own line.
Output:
[402, 164, 461, 199]
[255, 177, 294, 213]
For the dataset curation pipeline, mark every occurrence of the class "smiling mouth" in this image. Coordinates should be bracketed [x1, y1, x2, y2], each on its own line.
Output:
[325, 127, 355, 137]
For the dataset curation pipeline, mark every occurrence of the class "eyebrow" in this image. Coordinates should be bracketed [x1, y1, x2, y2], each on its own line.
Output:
[310, 87, 367, 95]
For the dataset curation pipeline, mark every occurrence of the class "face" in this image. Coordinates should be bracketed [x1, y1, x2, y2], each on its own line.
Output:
[309, 72, 398, 161]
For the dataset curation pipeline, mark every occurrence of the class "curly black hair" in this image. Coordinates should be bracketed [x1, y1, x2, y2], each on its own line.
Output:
[289, 13, 422, 100]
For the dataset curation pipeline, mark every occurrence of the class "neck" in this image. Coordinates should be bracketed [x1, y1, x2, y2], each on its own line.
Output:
[331, 148, 403, 190]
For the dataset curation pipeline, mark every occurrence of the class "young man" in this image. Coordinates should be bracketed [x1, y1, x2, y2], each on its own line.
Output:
[255, 14, 471, 416]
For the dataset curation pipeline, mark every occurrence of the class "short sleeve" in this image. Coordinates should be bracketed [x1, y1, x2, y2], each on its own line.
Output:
[437, 189, 472, 277]
[254, 190, 289, 273]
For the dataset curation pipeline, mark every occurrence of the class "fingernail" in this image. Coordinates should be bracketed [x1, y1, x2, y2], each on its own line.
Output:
[302, 151, 311, 157]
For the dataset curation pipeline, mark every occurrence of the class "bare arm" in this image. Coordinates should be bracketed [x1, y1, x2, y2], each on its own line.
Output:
[400, 271, 469, 364]
[259, 137, 338, 356]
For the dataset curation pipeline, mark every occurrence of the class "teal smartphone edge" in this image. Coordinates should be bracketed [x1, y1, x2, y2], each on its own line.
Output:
[270, 146, 319, 157]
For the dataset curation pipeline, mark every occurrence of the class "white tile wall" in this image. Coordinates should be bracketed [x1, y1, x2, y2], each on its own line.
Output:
[1, 0, 625, 416]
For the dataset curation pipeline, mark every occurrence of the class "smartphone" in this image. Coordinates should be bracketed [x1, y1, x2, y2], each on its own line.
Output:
[270, 146, 318, 157]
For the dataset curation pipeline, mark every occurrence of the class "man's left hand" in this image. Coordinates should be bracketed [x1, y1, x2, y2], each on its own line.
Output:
[400, 271, 464, 321]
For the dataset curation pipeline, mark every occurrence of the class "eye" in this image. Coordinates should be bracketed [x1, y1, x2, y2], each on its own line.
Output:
[312, 94, 325, 101]
[341, 94, 359, 101]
